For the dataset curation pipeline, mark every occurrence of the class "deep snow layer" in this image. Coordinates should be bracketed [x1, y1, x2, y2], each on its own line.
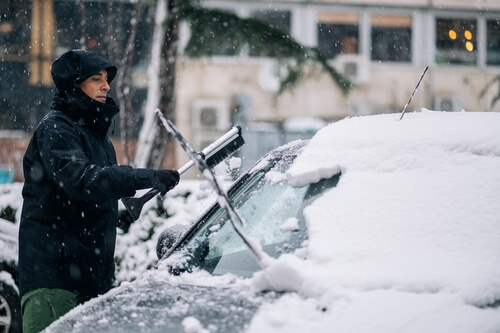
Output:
[249, 110, 500, 332]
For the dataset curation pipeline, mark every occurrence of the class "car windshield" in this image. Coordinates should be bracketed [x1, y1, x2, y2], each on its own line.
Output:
[172, 147, 340, 277]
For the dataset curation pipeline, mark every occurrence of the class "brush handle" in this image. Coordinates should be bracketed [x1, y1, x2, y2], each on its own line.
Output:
[122, 125, 244, 221]
[121, 158, 196, 220]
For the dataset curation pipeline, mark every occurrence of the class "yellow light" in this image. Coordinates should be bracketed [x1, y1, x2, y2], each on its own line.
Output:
[464, 30, 472, 40]
[448, 29, 457, 40]
[465, 41, 474, 51]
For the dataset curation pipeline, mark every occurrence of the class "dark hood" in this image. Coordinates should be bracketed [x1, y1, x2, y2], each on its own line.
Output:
[50, 50, 119, 133]
[51, 49, 117, 96]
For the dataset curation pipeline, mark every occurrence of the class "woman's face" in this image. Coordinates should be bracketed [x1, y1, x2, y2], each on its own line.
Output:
[79, 69, 110, 103]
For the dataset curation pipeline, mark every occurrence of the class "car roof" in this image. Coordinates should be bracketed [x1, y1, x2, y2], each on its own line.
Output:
[250, 110, 500, 331]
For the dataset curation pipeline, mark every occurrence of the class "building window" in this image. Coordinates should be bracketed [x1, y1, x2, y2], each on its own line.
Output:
[371, 14, 412, 62]
[53, 0, 150, 59]
[249, 9, 291, 57]
[317, 12, 359, 59]
[54, 2, 81, 51]
[251, 9, 291, 33]
[487, 19, 500, 66]
[0, 0, 31, 87]
[435, 18, 477, 65]
[189, 7, 240, 57]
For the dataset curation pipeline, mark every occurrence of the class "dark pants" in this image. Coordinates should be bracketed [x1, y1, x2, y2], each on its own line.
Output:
[21, 288, 79, 333]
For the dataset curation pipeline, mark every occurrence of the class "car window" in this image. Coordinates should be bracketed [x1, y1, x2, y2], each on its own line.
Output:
[172, 152, 340, 277]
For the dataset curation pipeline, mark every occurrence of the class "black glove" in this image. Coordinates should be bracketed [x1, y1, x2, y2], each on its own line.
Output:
[153, 169, 180, 196]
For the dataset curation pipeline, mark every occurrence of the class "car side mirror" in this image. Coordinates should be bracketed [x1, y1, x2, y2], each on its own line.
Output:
[156, 224, 189, 259]
[168, 236, 210, 276]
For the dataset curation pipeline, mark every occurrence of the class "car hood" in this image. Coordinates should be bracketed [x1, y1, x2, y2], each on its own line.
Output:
[46, 272, 276, 333]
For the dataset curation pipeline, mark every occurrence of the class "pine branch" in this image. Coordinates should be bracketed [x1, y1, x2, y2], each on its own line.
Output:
[180, 3, 352, 96]
[479, 76, 500, 109]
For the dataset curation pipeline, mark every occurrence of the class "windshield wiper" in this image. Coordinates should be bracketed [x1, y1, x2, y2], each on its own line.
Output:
[156, 109, 272, 269]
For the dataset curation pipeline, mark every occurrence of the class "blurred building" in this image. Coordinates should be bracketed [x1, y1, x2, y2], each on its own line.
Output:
[177, 0, 500, 169]
[1, 0, 500, 178]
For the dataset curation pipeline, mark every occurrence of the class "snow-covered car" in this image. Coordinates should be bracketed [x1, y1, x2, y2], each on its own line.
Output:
[46, 110, 500, 332]
[0, 217, 21, 333]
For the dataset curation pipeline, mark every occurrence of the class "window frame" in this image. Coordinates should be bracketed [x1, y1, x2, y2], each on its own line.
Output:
[315, 10, 362, 60]
[369, 12, 414, 63]
[200, 1, 295, 61]
[313, 6, 418, 65]
[433, 15, 479, 66]
[429, 11, 500, 68]
[200, 1, 500, 69]
[484, 16, 500, 67]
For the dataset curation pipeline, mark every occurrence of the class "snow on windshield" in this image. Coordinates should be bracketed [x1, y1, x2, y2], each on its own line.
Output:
[249, 110, 500, 332]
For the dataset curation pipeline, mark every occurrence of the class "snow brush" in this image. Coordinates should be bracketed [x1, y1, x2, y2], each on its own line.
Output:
[122, 123, 245, 221]
[155, 109, 269, 268]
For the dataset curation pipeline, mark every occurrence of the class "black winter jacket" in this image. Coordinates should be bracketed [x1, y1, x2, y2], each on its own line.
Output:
[19, 50, 154, 298]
